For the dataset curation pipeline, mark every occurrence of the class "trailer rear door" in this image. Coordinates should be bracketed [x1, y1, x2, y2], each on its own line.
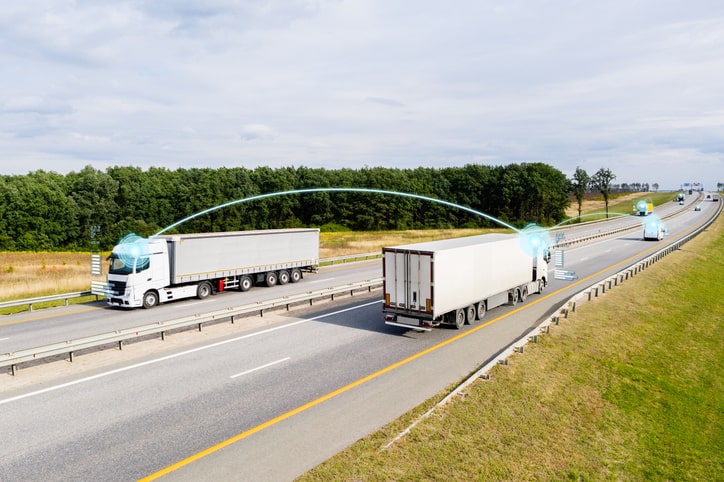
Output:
[384, 249, 432, 314]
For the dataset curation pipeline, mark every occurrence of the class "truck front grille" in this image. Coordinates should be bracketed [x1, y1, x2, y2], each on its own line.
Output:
[108, 280, 127, 295]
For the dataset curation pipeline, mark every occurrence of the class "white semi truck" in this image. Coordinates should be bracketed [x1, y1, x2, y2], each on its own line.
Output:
[103, 228, 320, 308]
[636, 199, 654, 216]
[382, 233, 549, 331]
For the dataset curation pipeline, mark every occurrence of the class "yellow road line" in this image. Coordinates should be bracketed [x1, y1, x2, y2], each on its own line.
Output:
[141, 237, 677, 481]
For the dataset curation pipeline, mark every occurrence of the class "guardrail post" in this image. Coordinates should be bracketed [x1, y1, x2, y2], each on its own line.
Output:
[118, 340, 123, 350]
[65, 298, 69, 307]
[161, 331, 166, 341]
[11, 364, 17, 376]
[69, 351, 74, 362]
[29, 303, 33, 312]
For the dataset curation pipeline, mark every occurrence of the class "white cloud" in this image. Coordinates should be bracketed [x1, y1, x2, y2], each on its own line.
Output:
[0, 0, 722, 189]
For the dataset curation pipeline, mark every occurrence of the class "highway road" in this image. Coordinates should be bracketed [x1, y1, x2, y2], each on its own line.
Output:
[0, 193, 717, 481]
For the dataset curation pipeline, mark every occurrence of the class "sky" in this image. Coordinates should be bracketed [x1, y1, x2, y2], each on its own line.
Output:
[1, 1, 723, 191]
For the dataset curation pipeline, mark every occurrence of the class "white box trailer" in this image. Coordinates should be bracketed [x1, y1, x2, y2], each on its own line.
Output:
[104, 228, 319, 308]
[383, 234, 548, 330]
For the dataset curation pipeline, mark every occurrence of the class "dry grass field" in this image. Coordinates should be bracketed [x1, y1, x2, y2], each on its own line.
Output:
[0, 252, 95, 301]
[0, 192, 679, 302]
[0, 229, 503, 302]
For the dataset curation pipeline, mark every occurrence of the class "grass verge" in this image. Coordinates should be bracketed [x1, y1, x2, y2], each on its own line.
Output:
[298, 215, 723, 481]
[565, 191, 678, 222]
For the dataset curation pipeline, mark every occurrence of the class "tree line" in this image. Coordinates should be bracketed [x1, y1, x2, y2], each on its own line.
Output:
[0, 163, 638, 251]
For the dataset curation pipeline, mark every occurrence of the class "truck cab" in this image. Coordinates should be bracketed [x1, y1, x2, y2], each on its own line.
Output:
[107, 238, 170, 308]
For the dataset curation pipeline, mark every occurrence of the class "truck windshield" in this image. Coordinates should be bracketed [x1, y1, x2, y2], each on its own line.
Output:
[109, 254, 150, 275]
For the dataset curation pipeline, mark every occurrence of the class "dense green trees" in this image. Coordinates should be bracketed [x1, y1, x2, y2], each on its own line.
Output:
[0, 163, 574, 251]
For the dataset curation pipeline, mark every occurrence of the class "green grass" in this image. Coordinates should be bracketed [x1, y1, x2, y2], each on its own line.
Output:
[567, 192, 679, 223]
[0, 294, 102, 316]
[298, 214, 724, 481]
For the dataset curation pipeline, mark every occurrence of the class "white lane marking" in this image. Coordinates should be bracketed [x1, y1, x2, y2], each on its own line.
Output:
[0, 337, 9, 342]
[230, 357, 290, 379]
[0, 299, 382, 406]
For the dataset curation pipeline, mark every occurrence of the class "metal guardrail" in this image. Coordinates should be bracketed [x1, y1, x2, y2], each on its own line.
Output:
[3, 200, 716, 375]
[385, 196, 722, 447]
[1, 278, 384, 375]
[0, 291, 97, 312]
[0, 197, 700, 312]
[0, 253, 383, 312]
[551, 198, 696, 249]
[320, 252, 380, 265]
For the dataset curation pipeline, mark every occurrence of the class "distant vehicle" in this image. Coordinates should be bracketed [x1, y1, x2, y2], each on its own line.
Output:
[103, 229, 320, 308]
[677, 192, 685, 202]
[643, 220, 665, 241]
[695, 205, 702, 211]
[382, 234, 548, 330]
[636, 199, 654, 216]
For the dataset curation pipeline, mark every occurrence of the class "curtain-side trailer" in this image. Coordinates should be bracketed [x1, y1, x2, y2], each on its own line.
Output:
[104, 228, 320, 308]
[383, 234, 548, 331]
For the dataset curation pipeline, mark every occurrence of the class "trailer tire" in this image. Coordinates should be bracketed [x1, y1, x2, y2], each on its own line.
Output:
[476, 301, 486, 320]
[290, 268, 302, 283]
[454, 309, 465, 329]
[510, 289, 520, 306]
[465, 305, 476, 325]
[278, 270, 290, 285]
[239, 276, 253, 292]
[265, 271, 278, 287]
[538, 279, 545, 293]
[197, 281, 212, 299]
[143, 290, 159, 309]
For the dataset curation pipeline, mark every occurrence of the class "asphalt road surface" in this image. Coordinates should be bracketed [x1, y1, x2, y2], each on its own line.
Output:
[0, 194, 716, 481]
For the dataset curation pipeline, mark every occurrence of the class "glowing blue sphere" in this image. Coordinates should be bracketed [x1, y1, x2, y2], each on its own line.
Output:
[518, 224, 551, 259]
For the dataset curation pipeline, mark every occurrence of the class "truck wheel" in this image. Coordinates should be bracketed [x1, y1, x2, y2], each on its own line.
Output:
[143, 290, 159, 309]
[265, 271, 278, 287]
[465, 305, 476, 324]
[197, 281, 212, 299]
[454, 309, 465, 329]
[510, 290, 519, 306]
[239, 276, 252, 292]
[278, 270, 290, 285]
[538, 280, 545, 293]
[290, 268, 302, 283]
[476, 301, 486, 320]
